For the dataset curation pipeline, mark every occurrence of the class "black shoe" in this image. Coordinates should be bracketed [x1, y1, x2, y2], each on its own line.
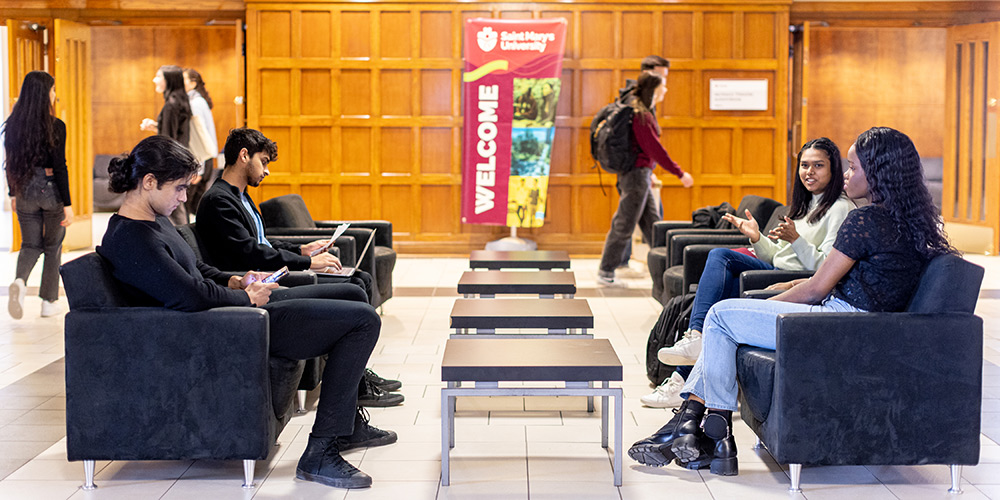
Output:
[296, 434, 372, 489]
[358, 377, 404, 407]
[672, 412, 738, 476]
[365, 368, 402, 392]
[337, 406, 398, 451]
[627, 399, 705, 467]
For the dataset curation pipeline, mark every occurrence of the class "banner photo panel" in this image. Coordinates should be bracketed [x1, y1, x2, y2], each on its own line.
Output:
[460, 18, 567, 227]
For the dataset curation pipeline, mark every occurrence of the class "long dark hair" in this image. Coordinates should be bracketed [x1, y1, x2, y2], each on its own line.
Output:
[633, 71, 663, 111]
[160, 65, 191, 113]
[2, 71, 55, 193]
[107, 135, 200, 193]
[184, 68, 213, 109]
[788, 137, 845, 224]
[854, 127, 955, 258]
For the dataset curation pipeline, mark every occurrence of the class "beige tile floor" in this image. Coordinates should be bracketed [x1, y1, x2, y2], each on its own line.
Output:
[0, 212, 998, 499]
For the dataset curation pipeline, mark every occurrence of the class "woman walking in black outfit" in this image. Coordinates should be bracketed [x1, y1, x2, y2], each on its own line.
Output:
[140, 65, 192, 225]
[4, 71, 74, 319]
[98, 135, 390, 489]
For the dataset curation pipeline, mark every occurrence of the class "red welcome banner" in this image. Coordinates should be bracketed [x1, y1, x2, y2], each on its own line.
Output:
[460, 18, 567, 226]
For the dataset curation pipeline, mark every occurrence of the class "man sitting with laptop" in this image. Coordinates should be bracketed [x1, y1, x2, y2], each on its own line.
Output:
[196, 127, 403, 407]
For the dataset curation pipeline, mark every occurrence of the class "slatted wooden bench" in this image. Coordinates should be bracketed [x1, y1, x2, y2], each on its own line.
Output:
[440, 338, 624, 486]
[457, 270, 577, 298]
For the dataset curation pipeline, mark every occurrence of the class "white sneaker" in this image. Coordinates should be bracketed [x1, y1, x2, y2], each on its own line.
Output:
[640, 371, 685, 408]
[615, 261, 648, 279]
[596, 274, 628, 288]
[658, 330, 702, 365]
[8, 279, 26, 320]
[40, 300, 62, 318]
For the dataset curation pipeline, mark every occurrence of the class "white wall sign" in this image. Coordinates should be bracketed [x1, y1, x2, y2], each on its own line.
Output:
[709, 79, 768, 111]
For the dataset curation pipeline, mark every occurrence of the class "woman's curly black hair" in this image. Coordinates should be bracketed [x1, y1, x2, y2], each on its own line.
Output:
[787, 137, 845, 224]
[854, 127, 956, 258]
[107, 135, 199, 193]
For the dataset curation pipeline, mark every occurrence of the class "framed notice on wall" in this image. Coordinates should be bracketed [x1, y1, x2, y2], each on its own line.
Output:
[709, 79, 768, 111]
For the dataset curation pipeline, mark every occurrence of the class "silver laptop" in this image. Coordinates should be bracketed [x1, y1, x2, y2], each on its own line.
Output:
[319, 228, 375, 277]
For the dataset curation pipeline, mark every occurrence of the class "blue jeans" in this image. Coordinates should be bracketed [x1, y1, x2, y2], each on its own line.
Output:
[680, 296, 863, 411]
[689, 248, 775, 333]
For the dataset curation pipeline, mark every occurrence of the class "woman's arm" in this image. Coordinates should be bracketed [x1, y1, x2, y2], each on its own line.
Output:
[788, 200, 853, 270]
[632, 111, 684, 178]
[50, 119, 72, 207]
[768, 248, 855, 304]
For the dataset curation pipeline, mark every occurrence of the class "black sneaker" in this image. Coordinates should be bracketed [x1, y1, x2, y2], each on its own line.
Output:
[296, 434, 372, 489]
[338, 406, 398, 451]
[365, 368, 402, 392]
[358, 377, 404, 407]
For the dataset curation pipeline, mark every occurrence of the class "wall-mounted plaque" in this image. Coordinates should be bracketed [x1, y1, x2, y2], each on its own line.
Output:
[709, 79, 768, 111]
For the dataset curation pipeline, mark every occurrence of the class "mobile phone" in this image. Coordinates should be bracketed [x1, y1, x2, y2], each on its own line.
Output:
[262, 266, 289, 284]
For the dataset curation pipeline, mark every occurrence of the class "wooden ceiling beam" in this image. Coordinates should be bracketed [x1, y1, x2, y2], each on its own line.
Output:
[791, 1, 1000, 28]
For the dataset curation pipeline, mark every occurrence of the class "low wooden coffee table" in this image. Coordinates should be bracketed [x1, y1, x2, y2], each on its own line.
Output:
[449, 298, 593, 338]
[440, 338, 624, 486]
[457, 270, 577, 298]
[469, 250, 571, 270]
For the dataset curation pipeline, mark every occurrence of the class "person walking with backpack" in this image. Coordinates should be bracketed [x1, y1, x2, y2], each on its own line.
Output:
[597, 71, 694, 287]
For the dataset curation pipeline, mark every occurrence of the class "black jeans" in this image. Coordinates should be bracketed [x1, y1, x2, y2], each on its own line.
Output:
[599, 167, 659, 273]
[15, 181, 66, 302]
[263, 284, 380, 437]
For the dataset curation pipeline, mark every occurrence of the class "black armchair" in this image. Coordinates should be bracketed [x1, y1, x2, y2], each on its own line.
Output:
[258, 193, 395, 309]
[61, 253, 303, 489]
[735, 254, 984, 493]
[649, 201, 785, 304]
[176, 223, 324, 413]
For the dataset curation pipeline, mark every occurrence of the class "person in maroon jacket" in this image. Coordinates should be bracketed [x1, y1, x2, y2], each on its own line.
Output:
[597, 71, 694, 287]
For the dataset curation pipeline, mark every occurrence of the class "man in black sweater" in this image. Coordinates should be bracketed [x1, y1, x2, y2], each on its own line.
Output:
[196, 128, 403, 407]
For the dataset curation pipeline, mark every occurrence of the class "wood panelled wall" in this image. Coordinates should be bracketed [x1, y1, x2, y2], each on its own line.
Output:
[806, 27, 946, 159]
[91, 26, 239, 157]
[246, 0, 790, 254]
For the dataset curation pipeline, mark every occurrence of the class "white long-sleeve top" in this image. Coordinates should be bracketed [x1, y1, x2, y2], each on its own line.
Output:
[751, 194, 855, 271]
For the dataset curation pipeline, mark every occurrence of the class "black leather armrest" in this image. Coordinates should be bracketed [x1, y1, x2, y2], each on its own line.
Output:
[681, 244, 746, 290]
[314, 220, 393, 248]
[667, 233, 749, 267]
[768, 312, 982, 465]
[653, 220, 693, 247]
[65, 307, 275, 461]
[279, 270, 317, 286]
[266, 234, 355, 265]
[739, 270, 814, 297]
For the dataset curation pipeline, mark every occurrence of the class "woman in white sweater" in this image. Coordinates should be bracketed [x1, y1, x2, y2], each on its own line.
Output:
[642, 137, 855, 407]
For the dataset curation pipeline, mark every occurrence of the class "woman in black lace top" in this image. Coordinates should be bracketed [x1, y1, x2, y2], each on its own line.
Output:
[629, 127, 956, 477]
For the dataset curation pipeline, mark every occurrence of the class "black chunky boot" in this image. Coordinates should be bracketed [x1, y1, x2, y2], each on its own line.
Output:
[296, 434, 373, 489]
[674, 410, 738, 475]
[627, 399, 705, 467]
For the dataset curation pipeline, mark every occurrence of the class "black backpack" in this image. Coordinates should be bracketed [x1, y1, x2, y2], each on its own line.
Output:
[589, 97, 637, 175]
[691, 202, 736, 229]
[646, 292, 696, 386]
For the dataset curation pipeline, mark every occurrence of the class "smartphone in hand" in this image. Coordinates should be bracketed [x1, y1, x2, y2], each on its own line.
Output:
[262, 266, 289, 284]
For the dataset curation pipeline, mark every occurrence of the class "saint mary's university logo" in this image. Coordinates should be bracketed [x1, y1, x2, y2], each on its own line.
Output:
[477, 26, 498, 52]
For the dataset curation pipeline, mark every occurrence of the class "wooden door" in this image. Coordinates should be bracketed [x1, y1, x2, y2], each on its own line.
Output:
[944, 22, 1000, 254]
[6, 19, 47, 252]
[53, 19, 93, 250]
[235, 19, 245, 128]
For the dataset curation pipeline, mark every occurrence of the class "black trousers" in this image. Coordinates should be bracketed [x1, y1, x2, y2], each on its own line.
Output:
[15, 181, 66, 302]
[317, 269, 376, 305]
[263, 284, 380, 437]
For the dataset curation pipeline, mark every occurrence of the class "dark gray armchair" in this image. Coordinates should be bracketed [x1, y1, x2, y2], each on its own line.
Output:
[258, 193, 395, 309]
[736, 254, 984, 493]
[61, 253, 303, 489]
